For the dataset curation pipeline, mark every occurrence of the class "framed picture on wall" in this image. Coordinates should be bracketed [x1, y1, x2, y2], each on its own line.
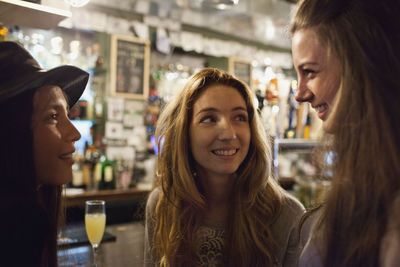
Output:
[228, 56, 253, 89]
[110, 34, 150, 100]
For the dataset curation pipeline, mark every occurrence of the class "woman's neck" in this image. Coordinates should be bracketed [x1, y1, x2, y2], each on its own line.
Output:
[198, 172, 235, 223]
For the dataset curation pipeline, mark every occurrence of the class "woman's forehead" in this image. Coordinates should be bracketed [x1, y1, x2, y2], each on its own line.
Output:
[33, 85, 67, 111]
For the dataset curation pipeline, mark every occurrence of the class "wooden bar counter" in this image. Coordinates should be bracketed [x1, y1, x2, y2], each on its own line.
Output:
[59, 186, 151, 266]
[58, 221, 145, 267]
[65, 186, 151, 208]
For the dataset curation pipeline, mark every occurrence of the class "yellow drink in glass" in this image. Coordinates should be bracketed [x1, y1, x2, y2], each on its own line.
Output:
[85, 213, 106, 246]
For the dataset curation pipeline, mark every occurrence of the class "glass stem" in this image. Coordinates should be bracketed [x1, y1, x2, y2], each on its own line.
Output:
[92, 244, 99, 267]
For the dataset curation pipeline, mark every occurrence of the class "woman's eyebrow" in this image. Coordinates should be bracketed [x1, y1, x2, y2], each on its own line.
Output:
[298, 62, 318, 69]
[232, 107, 247, 112]
[196, 106, 247, 116]
[196, 107, 218, 116]
[44, 103, 69, 112]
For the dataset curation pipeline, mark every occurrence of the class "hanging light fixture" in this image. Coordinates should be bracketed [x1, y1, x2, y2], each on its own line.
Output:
[203, 0, 239, 10]
[64, 0, 90, 8]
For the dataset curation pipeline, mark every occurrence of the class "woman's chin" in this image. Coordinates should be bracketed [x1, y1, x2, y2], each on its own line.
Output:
[322, 113, 338, 133]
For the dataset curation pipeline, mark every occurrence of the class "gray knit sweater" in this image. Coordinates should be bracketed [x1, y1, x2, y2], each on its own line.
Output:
[144, 187, 305, 267]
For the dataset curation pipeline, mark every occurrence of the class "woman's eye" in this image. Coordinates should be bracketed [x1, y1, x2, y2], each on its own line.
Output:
[235, 114, 248, 121]
[50, 113, 58, 120]
[200, 116, 215, 123]
[302, 69, 316, 77]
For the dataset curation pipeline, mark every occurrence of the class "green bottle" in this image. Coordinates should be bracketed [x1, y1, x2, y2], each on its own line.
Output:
[101, 156, 115, 190]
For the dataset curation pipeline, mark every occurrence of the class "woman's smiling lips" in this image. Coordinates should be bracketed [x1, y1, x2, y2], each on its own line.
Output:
[212, 148, 239, 158]
[313, 103, 329, 120]
[59, 150, 75, 164]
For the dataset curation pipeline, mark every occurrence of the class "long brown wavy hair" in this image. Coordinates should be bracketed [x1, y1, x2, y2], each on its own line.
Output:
[0, 88, 64, 267]
[152, 68, 284, 266]
[291, 0, 400, 266]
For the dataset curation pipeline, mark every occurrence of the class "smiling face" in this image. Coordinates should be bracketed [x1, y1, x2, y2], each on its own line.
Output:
[189, 84, 251, 180]
[32, 85, 81, 185]
[292, 28, 342, 122]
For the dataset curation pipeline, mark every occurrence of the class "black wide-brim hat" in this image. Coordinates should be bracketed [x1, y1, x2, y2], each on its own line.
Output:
[0, 41, 89, 107]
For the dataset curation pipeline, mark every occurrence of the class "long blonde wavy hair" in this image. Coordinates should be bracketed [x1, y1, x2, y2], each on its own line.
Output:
[291, 0, 400, 266]
[152, 68, 284, 266]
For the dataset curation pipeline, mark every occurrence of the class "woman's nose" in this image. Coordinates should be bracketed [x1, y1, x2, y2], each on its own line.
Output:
[65, 119, 81, 142]
[218, 119, 237, 140]
[295, 79, 314, 103]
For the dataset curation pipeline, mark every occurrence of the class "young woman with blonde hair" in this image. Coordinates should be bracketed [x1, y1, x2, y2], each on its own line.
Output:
[291, 0, 400, 266]
[144, 68, 304, 267]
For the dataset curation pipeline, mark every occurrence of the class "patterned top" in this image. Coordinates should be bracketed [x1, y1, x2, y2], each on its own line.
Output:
[195, 224, 225, 267]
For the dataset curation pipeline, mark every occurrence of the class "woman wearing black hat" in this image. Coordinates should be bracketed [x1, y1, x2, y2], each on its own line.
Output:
[0, 41, 89, 267]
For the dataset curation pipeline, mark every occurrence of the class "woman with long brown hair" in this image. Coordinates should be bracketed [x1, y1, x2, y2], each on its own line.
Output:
[291, 0, 400, 266]
[144, 68, 304, 267]
[0, 41, 88, 266]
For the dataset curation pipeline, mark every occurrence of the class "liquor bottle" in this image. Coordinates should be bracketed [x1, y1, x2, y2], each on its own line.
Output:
[83, 142, 102, 191]
[114, 157, 124, 189]
[82, 159, 92, 190]
[99, 156, 115, 190]
[114, 158, 133, 190]
[78, 100, 88, 120]
[71, 152, 85, 189]
[284, 81, 298, 139]
[303, 114, 311, 139]
[93, 155, 103, 190]
[0, 24, 7, 42]
[81, 142, 90, 190]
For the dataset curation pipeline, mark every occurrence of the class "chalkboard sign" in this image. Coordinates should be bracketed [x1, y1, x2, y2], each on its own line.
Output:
[228, 57, 252, 89]
[110, 35, 150, 100]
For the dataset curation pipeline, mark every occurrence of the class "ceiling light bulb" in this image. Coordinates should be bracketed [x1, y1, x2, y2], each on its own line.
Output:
[64, 0, 90, 8]
[203, 0, 239, 8]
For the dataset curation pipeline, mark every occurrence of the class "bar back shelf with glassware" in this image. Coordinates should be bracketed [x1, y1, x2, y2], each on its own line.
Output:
[273, 138, 319, 179]
[273, 138, 332, 208]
